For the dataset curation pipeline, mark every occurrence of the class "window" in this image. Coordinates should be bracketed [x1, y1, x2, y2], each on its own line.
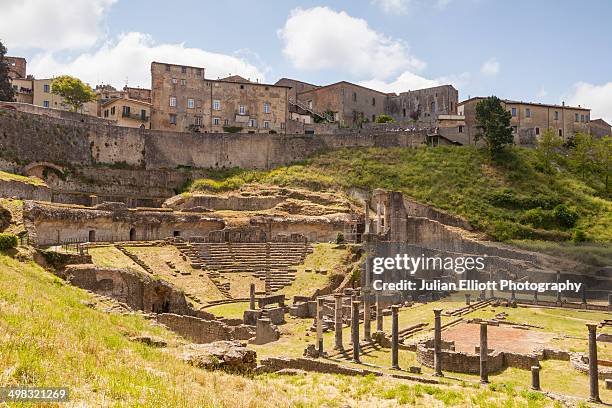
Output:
[181, 66, 187, 74]
[281, 122, 285, 129]
[140, 109, 147, 120]
[535, 127, 540, 135]
[511, 107, 517, 117]
[558, 129, 563, 137]
[586, 114, 589, 122]
[165, 64, 171, 71]
[187, 98, 194, 109]
[353, 92, 357, 102]
[240, 84, 245, 89]
[194, 116, 202, 126]
[213, 100, 221, 110]
[403, 108, 406, 117]
[224, 119, 229, 125]
[512, 125, 518, 133]
[239, 105, 246, 115]
[458, 125, 463, 133]
[104, 109, 109, 118]
[43, 84, 50, 93]
[575, 113, 579, 122]
[372, 97, 376, 106]
[172, 77, 177, 84]
[263, 120, 270, 129]
[111, 106, 116, 115]
[372, 114, 376, 122]
[580, 114, 585, 122]
[249, 119, 256, 127]
[169, 96, 176, 107]
[180, 79, 186, 86]
[169, 114, 177, 124]
[213, 117, 220, 125]
[264, 103, 270, 113]
[554, 111, 559, 120]
[122, 106, 130, 116]
[525, 108, 531, 118]
[196, 68, 203, 76]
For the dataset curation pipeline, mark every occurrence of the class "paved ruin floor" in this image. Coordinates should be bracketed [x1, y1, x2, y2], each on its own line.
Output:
[443, 322, 555, 353]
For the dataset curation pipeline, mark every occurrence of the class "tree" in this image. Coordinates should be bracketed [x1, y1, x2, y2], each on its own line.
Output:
[569, 132, 595, 180]
[593, 136, 612, 193]
[474, 96, 514, 157]
[375, 114, 396, 124]
[536, 128, 563, 173]
[50, 75, 96, 112]
[0, 40, 15, 102]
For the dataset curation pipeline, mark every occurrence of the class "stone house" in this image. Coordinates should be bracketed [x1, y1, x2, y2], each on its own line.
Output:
[385, 85, 459, 127]
[590, 118, 611, 139]
[150, 62, 289, 134]
[458, 98, 591, 145]
[101, 97, 152, 129]
[296, 81, 388, 128]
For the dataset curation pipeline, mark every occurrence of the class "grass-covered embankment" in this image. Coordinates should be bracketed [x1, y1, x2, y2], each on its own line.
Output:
[186, 146, 611, 243]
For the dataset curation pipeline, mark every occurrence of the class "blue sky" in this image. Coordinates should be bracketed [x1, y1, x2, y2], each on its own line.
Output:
[2, 0, 612, 120]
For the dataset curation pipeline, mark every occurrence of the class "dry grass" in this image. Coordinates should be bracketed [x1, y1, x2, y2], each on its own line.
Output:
[0, 170, 47, 186]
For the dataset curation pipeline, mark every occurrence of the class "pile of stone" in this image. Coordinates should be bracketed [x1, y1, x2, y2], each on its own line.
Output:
[181, 340, 257, 373]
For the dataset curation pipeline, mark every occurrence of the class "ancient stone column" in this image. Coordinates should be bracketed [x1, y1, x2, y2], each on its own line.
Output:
[587, 323, 600, 403]
[433, 308, 443, 377]
[465, 293, 471, 306]
[316, 297, 324, 355]
[582, 284, 587, 307]
[376, 293, 384, 333]
[351, 300, 360, 363]
[510, 288, 516, 302]
[608, 293, 612, 309]
[489, 272, 495, 299]
[533, 290, 538, 305]
[556, 271, 562, 304]
[334, 293, 343, 350]
[363, 288, 372, 342]
[480, 322, 488, 384]
[479, 290, 486, 301]
[391, 305, 400, 370]
[531, 366, 540, 391]
[364, 201, 370, 234]
[249, 283, 256, 310]
[376, 202, 382, 234]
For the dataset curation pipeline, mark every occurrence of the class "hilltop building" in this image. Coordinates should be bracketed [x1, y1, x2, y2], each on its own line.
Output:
[458, 98, 591, 145]
[150, 62, 289, 133]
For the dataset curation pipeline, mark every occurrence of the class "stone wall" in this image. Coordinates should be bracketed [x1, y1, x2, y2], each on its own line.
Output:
[24, 201, 225, 246]
[0, 106, 427, 171]
[0, 179, 52, 201]
[61, 264, 192, 314]
[156, 313, 255, 343]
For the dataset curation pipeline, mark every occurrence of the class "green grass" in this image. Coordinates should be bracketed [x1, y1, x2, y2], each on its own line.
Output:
[510, 240, 612, 268]
[186, 146, 611, 242]
[0, 170, 47, 187]
[1, 252, 553, 407]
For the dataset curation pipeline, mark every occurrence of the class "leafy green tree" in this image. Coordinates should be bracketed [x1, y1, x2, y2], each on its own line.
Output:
[0, 40, 15, 102]
[375, 114, 396, 123]
[51, 75, 96, 112]
[536, 128, 563, 173]
[474, 96, 514, 157]
[569, 132, 595, 180]
[593, 136, 612, 193]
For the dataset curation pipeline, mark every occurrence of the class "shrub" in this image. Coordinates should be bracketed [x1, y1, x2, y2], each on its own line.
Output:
[552, 204, 579, 229]
[572, 229, 589, 243]
[521, 207, 556, 229]
[222, 126, 243, 133]
[374, 114, 396, 124]
[0, 233, 18, 250]
[335, 232, 345, 244]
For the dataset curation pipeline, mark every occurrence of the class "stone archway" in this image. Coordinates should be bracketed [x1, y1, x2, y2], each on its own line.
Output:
[129, 227, 136, 241]
[23, 162, 65, 179]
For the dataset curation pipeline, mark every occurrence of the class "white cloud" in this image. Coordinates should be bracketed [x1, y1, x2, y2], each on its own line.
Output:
[568, 82, 612, 123]
[371, 0, 411, 14]
[359, 71, 470, 93]
[480, 57, 500, 76]
[27, 32, 266, 89]
[278, 7, 425, 80]
[536, 87, 548, 98]
[0, 0, 116, 51]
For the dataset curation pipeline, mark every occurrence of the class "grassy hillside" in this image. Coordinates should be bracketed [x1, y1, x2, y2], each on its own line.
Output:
[187, 146, 611, 243]
[0, 251, 554, 407]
